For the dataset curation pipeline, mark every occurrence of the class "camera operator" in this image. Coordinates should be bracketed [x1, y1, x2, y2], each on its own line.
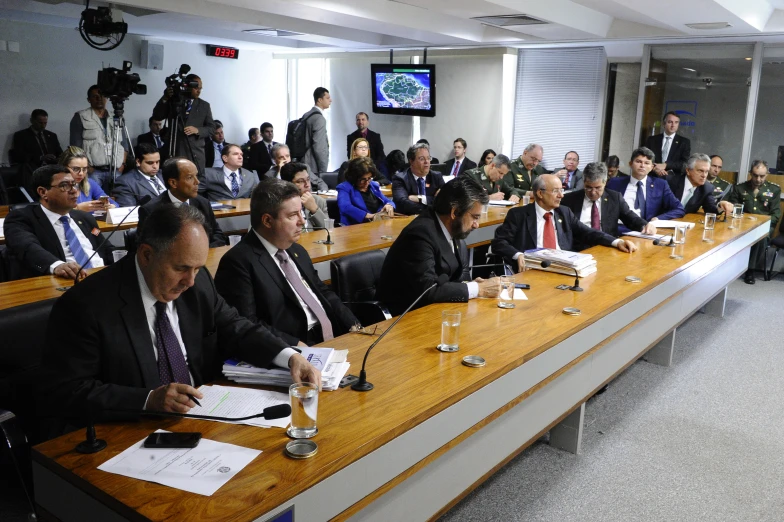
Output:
[69, 85, 129, 190]
[151, 73, 215, 175]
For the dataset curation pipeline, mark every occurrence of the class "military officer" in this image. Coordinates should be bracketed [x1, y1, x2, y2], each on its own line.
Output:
[708, 154, 732, 200]
[464, 154, 518, 203]
[505, 143, 547, 199]
[726, 159, 781, 284]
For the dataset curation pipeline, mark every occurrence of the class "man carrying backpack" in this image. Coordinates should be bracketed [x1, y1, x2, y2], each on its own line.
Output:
[289, 87, 332, 175]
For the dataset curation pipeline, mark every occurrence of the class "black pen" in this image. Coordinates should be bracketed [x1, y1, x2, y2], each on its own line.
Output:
[188, 394, 202, 407]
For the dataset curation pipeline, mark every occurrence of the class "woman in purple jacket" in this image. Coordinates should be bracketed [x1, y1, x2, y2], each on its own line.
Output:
[337, 157, 395, 226]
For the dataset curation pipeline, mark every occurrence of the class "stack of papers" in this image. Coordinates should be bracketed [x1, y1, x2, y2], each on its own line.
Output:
[317, 189, 338, 197]
[223, 347, 350, 391]
[649, 220, 695, 230]
[488, 200, 515, 206]
[624, 230, 672, 242]
[189, 385, 291, 428]
[524, 248, 597, 277]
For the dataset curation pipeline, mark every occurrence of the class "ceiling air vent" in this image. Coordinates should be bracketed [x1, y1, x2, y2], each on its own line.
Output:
[243, 28, 304, 37]
[471, 14, 549, 27]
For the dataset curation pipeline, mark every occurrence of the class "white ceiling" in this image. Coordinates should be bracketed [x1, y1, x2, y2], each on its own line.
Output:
[6, 0, 784, 52]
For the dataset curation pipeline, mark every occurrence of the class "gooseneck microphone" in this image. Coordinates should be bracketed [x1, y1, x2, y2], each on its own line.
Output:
[74, 403, 292, 454]
[305, 226, 333, 245]
[541, 259, 582, 291]
[351, 274, 449, 392]
[652, 236, 675, 247]
[73, 194, 152, 284]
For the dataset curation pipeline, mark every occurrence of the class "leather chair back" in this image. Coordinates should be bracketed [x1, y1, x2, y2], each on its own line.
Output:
[330, 249, 386, 302]
[326, 199, 340, 221]
[320, 172, 338, 189]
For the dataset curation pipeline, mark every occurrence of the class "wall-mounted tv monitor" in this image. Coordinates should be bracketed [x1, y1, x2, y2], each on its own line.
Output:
[371, 64, 436, 117]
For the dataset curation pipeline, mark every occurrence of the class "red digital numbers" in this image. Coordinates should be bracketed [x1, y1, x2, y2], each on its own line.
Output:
[215, 48, 221, 57]
[207, 45, 238, 59]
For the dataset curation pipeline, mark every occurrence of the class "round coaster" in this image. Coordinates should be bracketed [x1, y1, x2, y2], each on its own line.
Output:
[437, 344, 459, 353]
[497, 302, 516, 309]
[669, 254, 684, 260]
[625, 276, 641, 283]
[285, 439, 318, 459]
[286, 426, 318, 439]
[462, 355, 486, 368]
[381, 235, 393, 240]
[562, 307, 581, 316]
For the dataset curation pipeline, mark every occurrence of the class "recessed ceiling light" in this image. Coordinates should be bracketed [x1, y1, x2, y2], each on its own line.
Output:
[682, 67, 697, 72]
[745, 57, 752, 61]
[685, 22, 732, 30]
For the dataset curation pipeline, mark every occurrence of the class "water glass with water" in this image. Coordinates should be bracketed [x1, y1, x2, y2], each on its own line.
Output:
[702, 228, 714, 243]
[439, 311, 461, 352]
[498, 275, 515, 309]
[704, 213, 716, 230]
[522, 195, 531, 206]
[673, 225, 687, 244]
[733, 204, 743, 219]
[288, 382, 319, 439]
[481, 204, 489, 214]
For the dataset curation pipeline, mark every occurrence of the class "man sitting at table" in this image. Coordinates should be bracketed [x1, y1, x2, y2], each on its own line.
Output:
[215, 179, 359, 346]
[463, 154, 519, 203]
[392, 143, 445, 215]
[138, 157, 228, 247]
[492, 174, 638, 272]
[561, 162, 656, 251]
[40, 204, 321, 430]
[112, 143, 165, 207]
[280, 161, 328, 229]
[4, 164, 112, 281]
[199, 143, 260, 201]
[377, 176, 501, 316]
[667, 153, 735, 216]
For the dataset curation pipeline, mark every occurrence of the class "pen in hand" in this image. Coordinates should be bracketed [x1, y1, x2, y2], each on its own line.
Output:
[188, 394, 201, 407]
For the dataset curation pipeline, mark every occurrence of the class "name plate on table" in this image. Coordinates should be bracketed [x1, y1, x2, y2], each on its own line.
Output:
[106, 207, 139, 225]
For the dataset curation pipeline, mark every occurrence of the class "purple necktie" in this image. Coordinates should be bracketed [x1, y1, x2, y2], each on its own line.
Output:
[591, 201, 600, 230]
[154, 301, 191, 386]
[452, 160, 461, 177]
[275, 250, 333, 340]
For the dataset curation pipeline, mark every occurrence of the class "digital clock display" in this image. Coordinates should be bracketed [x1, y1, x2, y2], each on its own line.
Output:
[206, 45, 239, 59]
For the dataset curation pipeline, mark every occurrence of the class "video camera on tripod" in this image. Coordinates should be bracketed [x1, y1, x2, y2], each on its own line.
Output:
[165, 63, 199, 109]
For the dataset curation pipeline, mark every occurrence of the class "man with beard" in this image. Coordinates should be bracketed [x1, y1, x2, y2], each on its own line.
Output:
[377, 176, 500, 316]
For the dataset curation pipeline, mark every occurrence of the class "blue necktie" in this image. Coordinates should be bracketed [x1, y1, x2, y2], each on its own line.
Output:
[154, 301, 191, 386]
[634, 180, 646, 219]
[417, 177, 426, 196]
[154, 135, 162, 148]
[230, 172, 239, 198]
[186, 99, 193, 115]
[59, 216, 90, 268]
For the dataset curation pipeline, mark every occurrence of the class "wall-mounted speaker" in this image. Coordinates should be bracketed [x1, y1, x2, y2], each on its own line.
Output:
[140, 41, 164, 70]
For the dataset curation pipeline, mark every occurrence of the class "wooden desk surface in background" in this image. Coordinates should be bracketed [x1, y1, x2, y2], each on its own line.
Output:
[32, 214, 769, 522]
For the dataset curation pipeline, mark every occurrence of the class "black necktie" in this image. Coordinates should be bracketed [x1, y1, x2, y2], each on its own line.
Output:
[37, 133, 47, 154]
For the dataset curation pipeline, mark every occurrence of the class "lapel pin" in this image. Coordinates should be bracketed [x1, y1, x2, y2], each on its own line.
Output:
[293, 252, 298, 258]
[77, 220, 83, 225]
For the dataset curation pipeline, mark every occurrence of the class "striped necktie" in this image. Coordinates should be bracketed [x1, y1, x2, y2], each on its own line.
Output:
[59, 216, 91, 268]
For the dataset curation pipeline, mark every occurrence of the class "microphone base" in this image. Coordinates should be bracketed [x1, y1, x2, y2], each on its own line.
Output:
[569, 286, 584, 292]
[351, 380, 374, 392]
[76, 438, 107, 454]
[314, 240, 335, 245]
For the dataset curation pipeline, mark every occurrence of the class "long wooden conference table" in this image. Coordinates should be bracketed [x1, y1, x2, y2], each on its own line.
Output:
[30, 213, 769, 521]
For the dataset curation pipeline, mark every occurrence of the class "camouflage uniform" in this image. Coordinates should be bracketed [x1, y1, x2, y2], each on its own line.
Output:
[726, 180, 781, 271]
[708, 176, 731, 201]
[464, 166, 513, 199]
[505, 157, 546, 198]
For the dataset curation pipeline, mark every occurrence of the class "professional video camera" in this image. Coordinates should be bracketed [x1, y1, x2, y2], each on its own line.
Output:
[165, 63, 199, 105]
[97, 60, 146, 100]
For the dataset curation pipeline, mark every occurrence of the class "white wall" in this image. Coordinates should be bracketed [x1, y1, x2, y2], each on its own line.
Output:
[0, 19, 287, 163]
[608, 63, 642, 165]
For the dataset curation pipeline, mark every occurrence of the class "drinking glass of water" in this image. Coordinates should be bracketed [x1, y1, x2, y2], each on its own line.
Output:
[288, 382, 319, 439]
[438, 310, 461, 352]
[498, 275, 515, 309]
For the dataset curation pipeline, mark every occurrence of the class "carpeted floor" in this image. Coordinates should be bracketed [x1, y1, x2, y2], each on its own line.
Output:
[440, 276, 784, 522]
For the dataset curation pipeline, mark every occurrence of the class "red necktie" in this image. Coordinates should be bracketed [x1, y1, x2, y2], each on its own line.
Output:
[591, 201, 600, 230]
[452, 160, 461, 177]
[543, 212, 557, 249]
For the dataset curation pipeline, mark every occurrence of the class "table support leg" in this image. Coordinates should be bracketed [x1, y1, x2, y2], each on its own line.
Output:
[642, 328, 676, 367]
[548, 402, 585, 454]
[700, 287, 727, 318]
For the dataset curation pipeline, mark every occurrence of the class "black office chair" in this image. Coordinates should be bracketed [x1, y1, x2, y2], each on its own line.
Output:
[326, 199, 340, 222]
[5, 186, 34, 205]
[766, 235, 784, 280]
[320, 172, 338, 190]
[0, 246, 9, 284]
[0, 410, 36, 519]
[124, 228, 138, 252]
[330, 249, 391, 327]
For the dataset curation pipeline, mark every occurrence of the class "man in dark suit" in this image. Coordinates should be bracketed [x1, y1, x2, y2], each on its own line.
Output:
[605, 147, 685, 232]
[346, 112, 385, 164]
[200, 144, 260, 201]
[152, 74, 215, 174]
[377, 176, 500, 316]
[301, 87, 331, 173]
[139, 157, 228, 247]
[492, 174, 637, 272]
[112, 143, 165, 207]
[215, 179, 359, 346]
[204, 120, 225, 169]
[40, 204, 321, 428]
[561, 162, 656, 251]
[553, 151, 584, 191]
[442, 138, 477, 178]
[247, 122, 277, 174]
[136, 117, 165, 151]
[644, 111, 691, 177]
[667, 153, 734, 215]
[392, 143, 446, 215]
[12, 109, 63, 172]
[4, 165, 112, 281]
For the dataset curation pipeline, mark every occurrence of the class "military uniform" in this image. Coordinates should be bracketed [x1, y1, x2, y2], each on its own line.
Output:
[505, 157, 546, 198]
[464, 166, 513, 199]
[708, 176, 731, 200]
[727, 180, 781, 275]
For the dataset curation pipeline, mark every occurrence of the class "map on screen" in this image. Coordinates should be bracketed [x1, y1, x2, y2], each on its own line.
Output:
[374, 69, 432, 110]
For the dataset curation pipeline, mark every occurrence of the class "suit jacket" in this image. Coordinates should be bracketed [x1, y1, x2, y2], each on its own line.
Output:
[442, 157, 478, 177]
[491, 204, 617, 267]
[561, 189, 648, 251]
[644, 133, 691, 174]
[12, 127, 63, 167]
[215, 232, 358, 346]
[136, 131, 165, 151]
[346, 129, 385, 164]
[376, 209, 471, 316]
[139, 192, 228, 247]
[666, 174, 718, 214]
[263, 164, 329, 192]
[4, 205, 112, 280]
[204, 138, 226, 170]
[392, 168, 446, 215]
[605, 175, 685, 225]
[301, 108, 330, 173]
[560, 169, 584, 191]
[151, 97, 215, 173]
[111, 168, 166, 207]
[199, 167, 260, 201]
[247, 140, 278, 174]
[40, 254, 291, 425]
[336, 180, 395, 225]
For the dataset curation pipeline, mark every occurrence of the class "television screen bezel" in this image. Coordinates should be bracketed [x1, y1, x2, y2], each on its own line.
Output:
[371, 63, 436, 118]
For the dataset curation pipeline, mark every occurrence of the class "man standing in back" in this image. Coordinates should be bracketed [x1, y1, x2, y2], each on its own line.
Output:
[443, 138, 477, 178]
[346, 112, 385, 166]
[644, 111, 691, 177]
[301, 87, 331, 174]
[248, 123, 277, 174]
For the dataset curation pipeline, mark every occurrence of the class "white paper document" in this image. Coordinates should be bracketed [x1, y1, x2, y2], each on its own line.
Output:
[488, 200, 515, 206]
[98, 430, 261, 496]
[190, 385, 291, 428]
[624, 231, 672, 242]
[106, 206, 139, 224]
[500, 288, 527, 300]
[649, 220, 695, 229]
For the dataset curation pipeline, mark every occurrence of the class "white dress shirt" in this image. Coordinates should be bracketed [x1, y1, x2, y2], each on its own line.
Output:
[512, 203, 560, 260]
[436, 217, 478, 299]
[580, 196, 600, 228]
[623, 176, 648, 218]
[40, 205, 105, 273]
[167, 191, 187, 206]
[222, 165, 241, 194]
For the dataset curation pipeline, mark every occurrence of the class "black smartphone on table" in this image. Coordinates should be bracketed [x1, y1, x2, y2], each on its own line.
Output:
[143, 432, 202, 449]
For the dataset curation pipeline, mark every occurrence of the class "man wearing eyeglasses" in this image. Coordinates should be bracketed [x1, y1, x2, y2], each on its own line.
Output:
[506, 143, 547, 199]
[5, 165, 112, 280]
[492, 174, 638, 272]
[392, 142, 445, 215]
[279, 161, 327, 229]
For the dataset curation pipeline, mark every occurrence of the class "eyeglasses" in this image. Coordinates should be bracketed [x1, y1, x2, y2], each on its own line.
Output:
[293, 178, 309, 186]
[355, 145, 369, 150]
[68, 166, 89, 174]
[49, 182, 79, 192]
[539, 188, 565, 195]
[357, 177, 373, 184]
